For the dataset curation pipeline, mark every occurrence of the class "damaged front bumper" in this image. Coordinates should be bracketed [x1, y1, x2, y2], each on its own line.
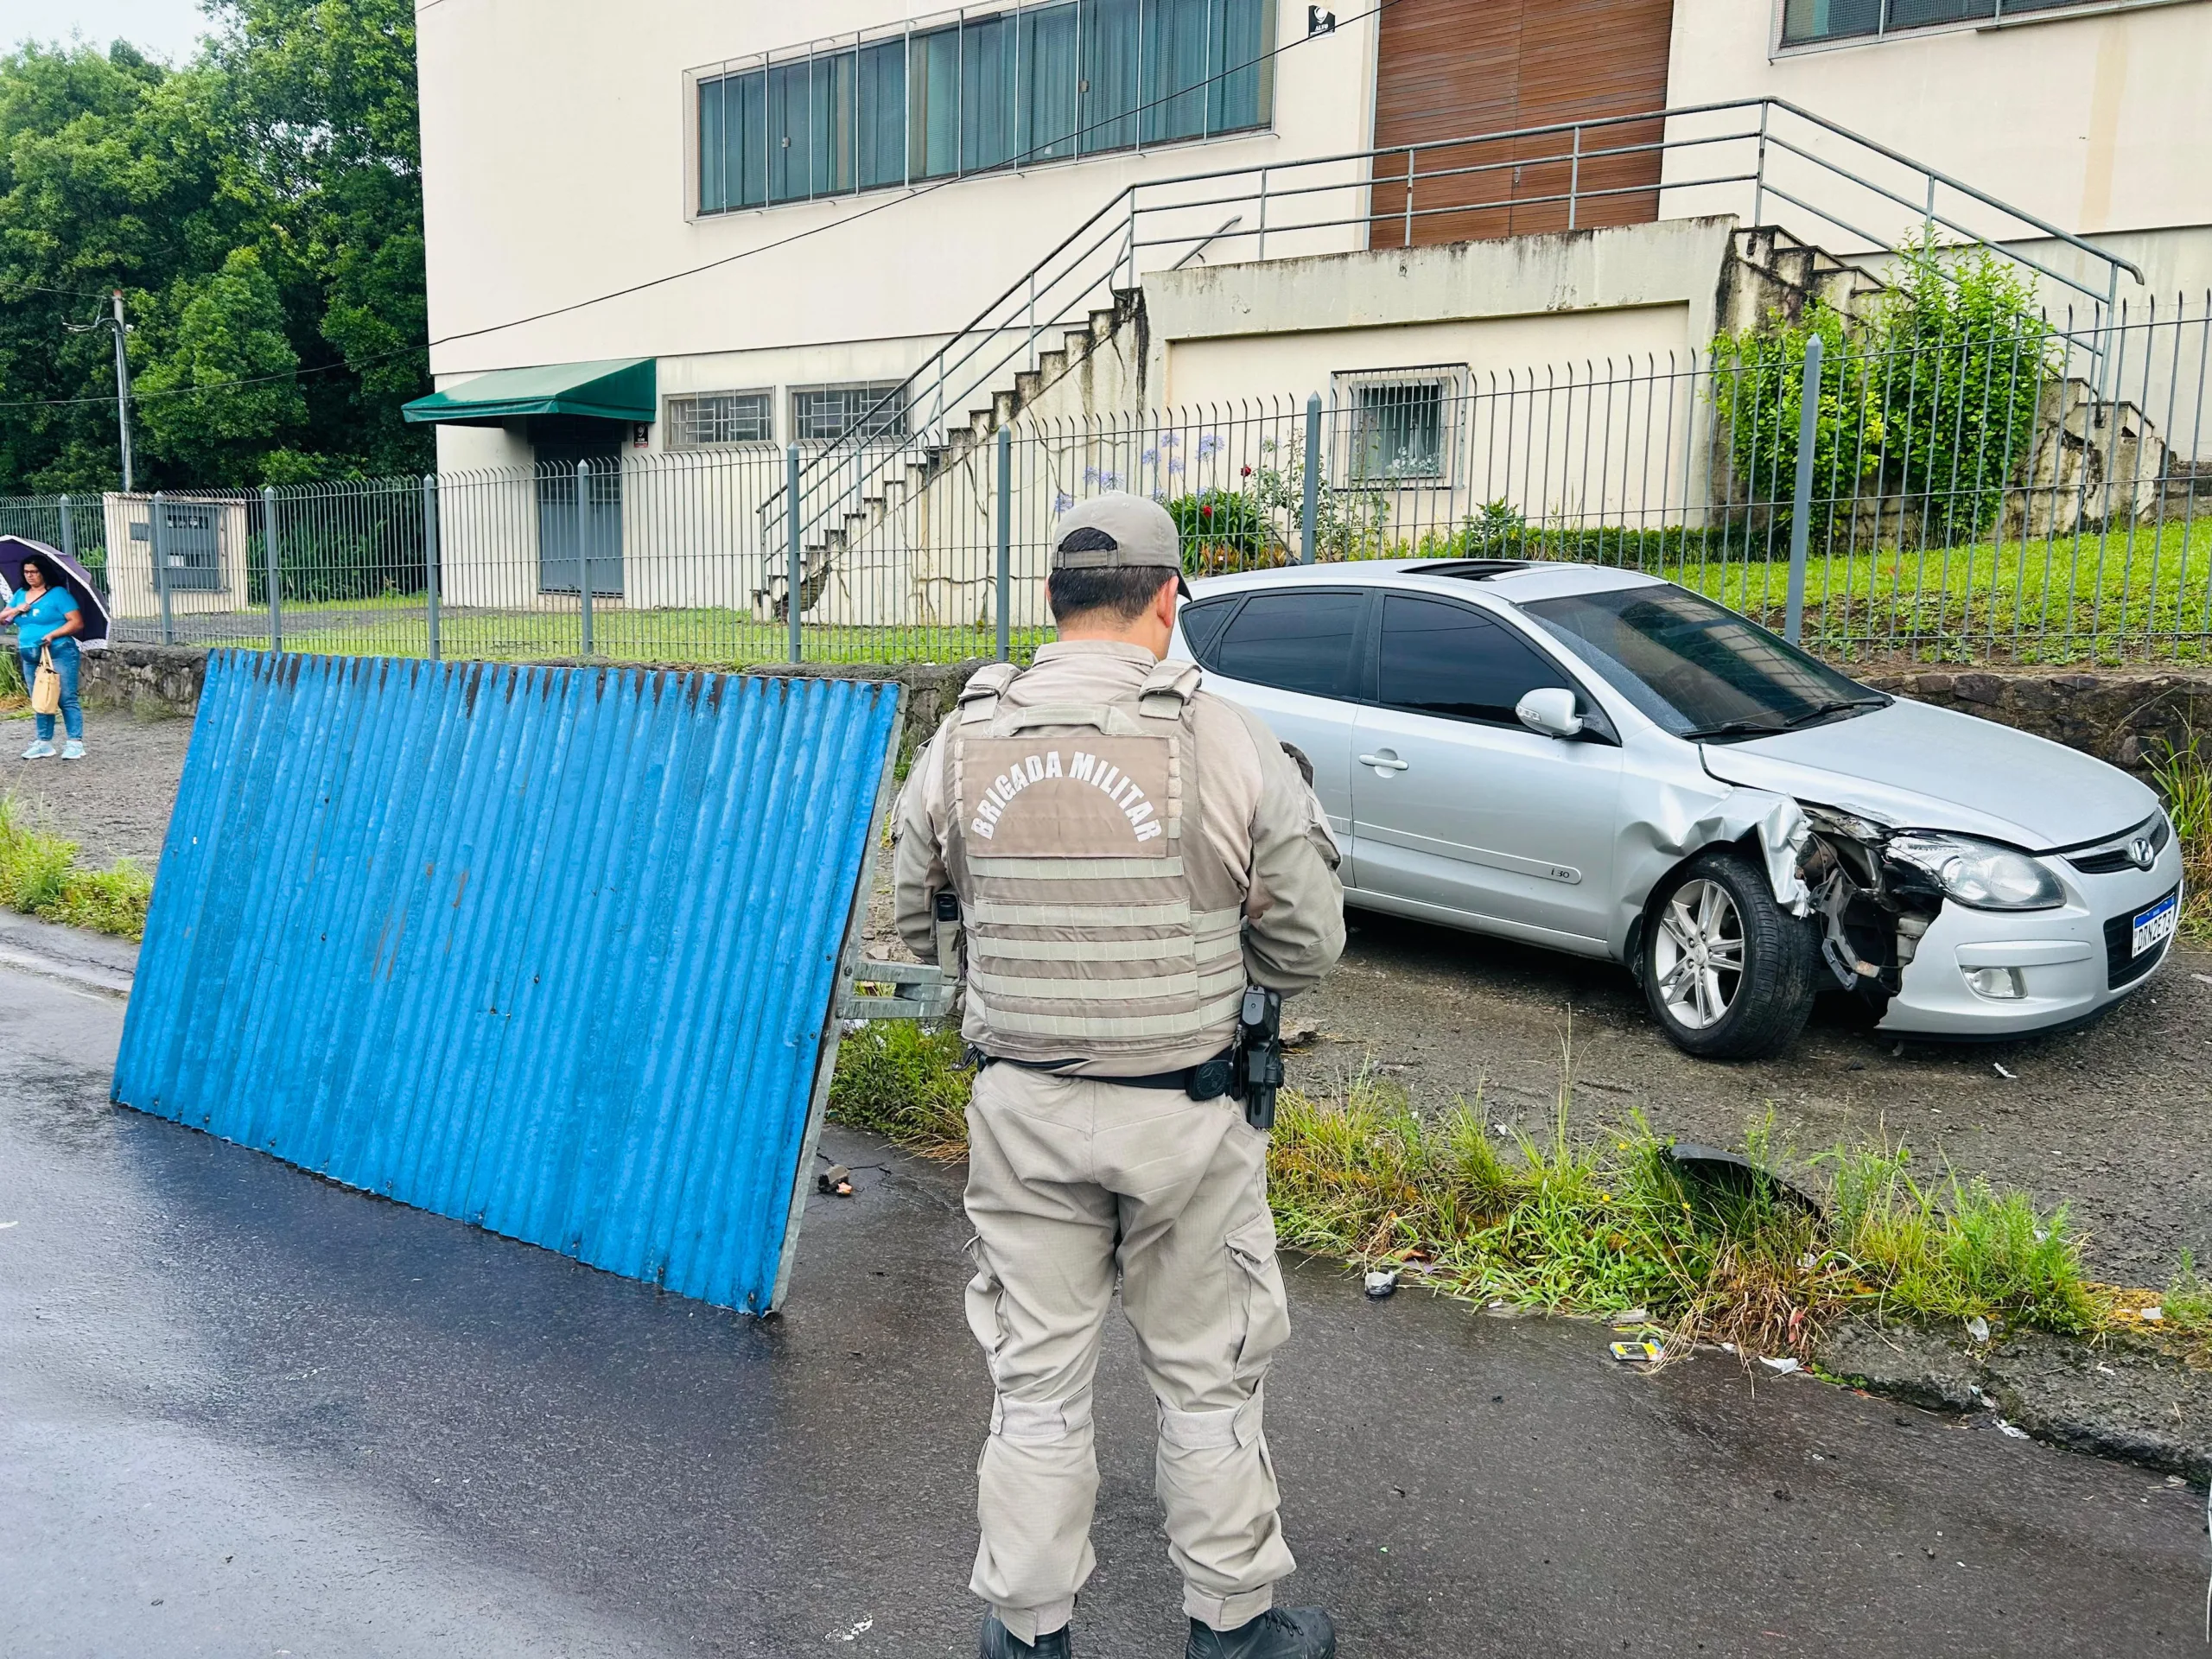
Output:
[1798, 804, 2185, 1038]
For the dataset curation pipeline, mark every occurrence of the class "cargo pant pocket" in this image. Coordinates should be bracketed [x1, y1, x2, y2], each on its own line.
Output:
[1224, 1211, 1291, 1391]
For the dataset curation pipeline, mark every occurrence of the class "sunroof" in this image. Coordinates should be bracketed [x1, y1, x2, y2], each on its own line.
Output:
[1407, 560, 1531, 580]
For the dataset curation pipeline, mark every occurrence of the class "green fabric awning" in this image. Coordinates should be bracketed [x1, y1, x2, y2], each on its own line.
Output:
[403, 358, 657, 426]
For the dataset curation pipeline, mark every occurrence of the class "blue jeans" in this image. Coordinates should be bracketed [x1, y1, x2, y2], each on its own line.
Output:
[22, 638, 82, 741]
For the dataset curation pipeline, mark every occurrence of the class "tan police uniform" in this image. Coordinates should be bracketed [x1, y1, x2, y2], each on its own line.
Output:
[893, 500, 1345, 1648]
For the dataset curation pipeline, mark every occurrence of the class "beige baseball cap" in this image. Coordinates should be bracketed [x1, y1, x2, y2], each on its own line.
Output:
[1051, 493, 1190, 597]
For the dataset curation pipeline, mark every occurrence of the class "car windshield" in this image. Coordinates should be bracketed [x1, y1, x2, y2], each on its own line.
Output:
[1518, 584, 1885, 740]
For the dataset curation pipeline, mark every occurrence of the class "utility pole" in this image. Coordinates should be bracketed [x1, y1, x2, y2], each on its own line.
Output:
[109, 292, 135, 493]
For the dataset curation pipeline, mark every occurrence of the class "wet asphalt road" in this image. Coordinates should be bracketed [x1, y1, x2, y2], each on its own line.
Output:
[3, 966, 2207, 1657]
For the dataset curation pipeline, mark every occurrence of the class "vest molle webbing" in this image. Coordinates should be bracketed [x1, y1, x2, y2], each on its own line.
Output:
[947, 659, 1244, 1062]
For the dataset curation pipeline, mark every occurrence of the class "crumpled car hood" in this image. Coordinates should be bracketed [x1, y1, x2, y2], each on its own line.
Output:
[1697, 697, 2158, 852]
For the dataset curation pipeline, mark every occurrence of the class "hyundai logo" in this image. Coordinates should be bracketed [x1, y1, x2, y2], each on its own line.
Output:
[2128, 836, 2156, 870]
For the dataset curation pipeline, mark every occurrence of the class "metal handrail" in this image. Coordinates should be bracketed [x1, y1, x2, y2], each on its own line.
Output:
[764, 95, 2145, 565]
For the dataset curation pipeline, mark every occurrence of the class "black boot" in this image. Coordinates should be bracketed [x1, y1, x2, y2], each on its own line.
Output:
[1185, 1606, 1336, 1659]
[980, 1611, 1072, 1658]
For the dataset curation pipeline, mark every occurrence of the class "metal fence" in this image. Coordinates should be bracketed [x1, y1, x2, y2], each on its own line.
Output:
[5, 296, 2209, 670]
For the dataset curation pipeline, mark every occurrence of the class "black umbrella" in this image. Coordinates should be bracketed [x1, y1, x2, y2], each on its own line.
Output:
[0, 534, 111, 648]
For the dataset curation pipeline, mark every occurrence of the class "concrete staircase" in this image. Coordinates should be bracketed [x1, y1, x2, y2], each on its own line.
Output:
[752, 289, 1142, 621]
[1719, 225, 1891, 335]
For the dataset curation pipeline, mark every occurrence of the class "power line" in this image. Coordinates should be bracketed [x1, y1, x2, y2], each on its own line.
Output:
[0, 2, 1389, 410]
[424, 0, 1393, 355]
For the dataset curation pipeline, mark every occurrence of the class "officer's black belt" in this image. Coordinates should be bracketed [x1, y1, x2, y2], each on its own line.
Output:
[973, 1048, 1236, 1095]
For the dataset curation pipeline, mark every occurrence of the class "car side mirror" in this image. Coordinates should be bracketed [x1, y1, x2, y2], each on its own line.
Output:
[1516, 687, 1585, 740]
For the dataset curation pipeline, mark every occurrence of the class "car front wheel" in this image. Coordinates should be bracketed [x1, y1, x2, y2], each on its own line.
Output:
[1642, 849, 1818, 1060]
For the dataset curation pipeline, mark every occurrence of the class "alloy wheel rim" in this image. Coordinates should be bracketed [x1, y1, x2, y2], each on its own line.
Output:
[1653, 879, 1746, 1031]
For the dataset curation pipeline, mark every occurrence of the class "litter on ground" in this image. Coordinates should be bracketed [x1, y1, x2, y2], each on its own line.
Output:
[1610, 1340, 1664, 1363]
[1758, 1357, 1802, 1375]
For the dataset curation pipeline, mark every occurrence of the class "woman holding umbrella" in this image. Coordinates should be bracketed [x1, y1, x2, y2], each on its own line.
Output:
[0, 554, 86, 759]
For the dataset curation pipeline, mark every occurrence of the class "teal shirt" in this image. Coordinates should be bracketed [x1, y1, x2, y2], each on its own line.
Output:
[11, 586, 79, 652]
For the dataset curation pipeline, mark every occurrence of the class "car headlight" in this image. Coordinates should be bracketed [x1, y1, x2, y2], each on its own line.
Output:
[1884, 833, 2064, 911]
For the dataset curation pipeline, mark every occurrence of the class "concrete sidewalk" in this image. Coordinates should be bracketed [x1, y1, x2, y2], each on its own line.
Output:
[0, 963, 2205, 1656]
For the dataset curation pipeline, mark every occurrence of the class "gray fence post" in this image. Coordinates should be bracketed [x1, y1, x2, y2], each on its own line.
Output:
[263, 485, 282, 652]
[995, 425, 1013, 662]
[1784, 333, 1824, 647]
[150, 490, 175, 646]
[56, 494, 74, 567]
[1300, 393, 1322, 565]
[576, 459, 594, 659]
[423, 474, 441, 663]
[785, 443, 803, 664]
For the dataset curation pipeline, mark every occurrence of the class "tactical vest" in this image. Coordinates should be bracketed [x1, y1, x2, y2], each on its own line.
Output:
[941, 658, 1246, 1065]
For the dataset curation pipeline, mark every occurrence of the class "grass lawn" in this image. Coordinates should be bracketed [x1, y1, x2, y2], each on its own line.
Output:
[1643, 519, 2212, 664]
[135, 519, 2212, 669]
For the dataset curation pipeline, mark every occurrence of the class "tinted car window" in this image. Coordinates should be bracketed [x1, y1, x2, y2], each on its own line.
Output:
[1520, 583, 1884, 739]
[1178, 597, 1239, 666]
[1211, 590, 1365, 698]
[1377, 594, 1570, 725]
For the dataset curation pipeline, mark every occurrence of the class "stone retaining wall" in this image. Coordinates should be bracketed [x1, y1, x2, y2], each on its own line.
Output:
[76, 645, 2212, 778]
[1859, 666, 2211, 772]
[79, 644, 210, 719]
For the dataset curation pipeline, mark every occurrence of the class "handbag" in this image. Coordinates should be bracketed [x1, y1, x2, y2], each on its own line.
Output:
[30, 644, 60, 717]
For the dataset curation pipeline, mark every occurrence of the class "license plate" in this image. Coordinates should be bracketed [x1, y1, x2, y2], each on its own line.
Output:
[2131, 892, 2179, 958]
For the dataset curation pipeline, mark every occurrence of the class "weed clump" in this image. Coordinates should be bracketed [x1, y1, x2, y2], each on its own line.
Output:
[1267, 1075, 2104, 1354]
[0, 797, 149, 941]
[2146, 734, 2210, 941]
[826, 1020, 972, 1158]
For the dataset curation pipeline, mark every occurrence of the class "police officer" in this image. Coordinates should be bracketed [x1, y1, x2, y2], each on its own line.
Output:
[894, 494, 1346, 1659]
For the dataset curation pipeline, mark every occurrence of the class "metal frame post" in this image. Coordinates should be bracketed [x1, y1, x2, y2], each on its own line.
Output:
[1567, 124, 1580, 231]
[995, 425, 1013, 662]
[786, 442, 804, 663]
[423, 474, 441, 663]
[110, 291, 135, 493]
[56, 495, 74, 569]
[1300, 393, 1322, 564]
[576, 459, 594, 658]
[1751, 101, 1769, 226]
[1784, 334, 1824, 646]
[262, 485, 282, 652]
[150, 490, 175, 646]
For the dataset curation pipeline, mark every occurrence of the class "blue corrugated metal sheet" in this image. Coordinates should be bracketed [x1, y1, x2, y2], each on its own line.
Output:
[111, 652, 901, 1313]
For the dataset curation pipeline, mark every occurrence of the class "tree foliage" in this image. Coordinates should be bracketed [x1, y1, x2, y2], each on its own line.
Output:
[0, 1, 429, 493]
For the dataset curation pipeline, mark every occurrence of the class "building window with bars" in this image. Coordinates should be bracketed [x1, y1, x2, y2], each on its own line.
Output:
[696, 0, 1275, 216]
[667, 391, 775, 448]
[791, 382, 910, 444]
[1342, 376, 1451, 482]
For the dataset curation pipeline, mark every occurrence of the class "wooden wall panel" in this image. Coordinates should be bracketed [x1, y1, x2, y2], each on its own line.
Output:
[1370, 0, 1675, 249]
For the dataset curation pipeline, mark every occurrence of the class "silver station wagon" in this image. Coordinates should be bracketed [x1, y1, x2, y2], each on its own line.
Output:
[1173, 560, 2183, 1059]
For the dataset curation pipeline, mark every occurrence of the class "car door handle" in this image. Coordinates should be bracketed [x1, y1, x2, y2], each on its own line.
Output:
[1359, 753, 1409, 772]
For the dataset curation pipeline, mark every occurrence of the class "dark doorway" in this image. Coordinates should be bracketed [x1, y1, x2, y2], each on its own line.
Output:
[534, 420, 625, 597]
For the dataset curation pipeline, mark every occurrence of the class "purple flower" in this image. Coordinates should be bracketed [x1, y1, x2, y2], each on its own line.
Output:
[1197, 433, 1222, 458]
[1053, 491, 1074, 513]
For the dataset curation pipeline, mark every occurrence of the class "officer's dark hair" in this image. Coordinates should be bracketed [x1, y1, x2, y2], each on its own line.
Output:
[1047, 529, 1178, 624]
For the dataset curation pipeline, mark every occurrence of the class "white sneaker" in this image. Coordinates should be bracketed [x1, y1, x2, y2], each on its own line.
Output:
[60, 740, 84, 761]
[20, 741, 54, 760]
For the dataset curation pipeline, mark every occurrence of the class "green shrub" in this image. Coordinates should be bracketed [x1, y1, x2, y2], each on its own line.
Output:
[826, 1020, 972, 1156]
[1167, 488, 1281, 570]
[0, 797, 151, 940]
[1711, 240, 2052, 552]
